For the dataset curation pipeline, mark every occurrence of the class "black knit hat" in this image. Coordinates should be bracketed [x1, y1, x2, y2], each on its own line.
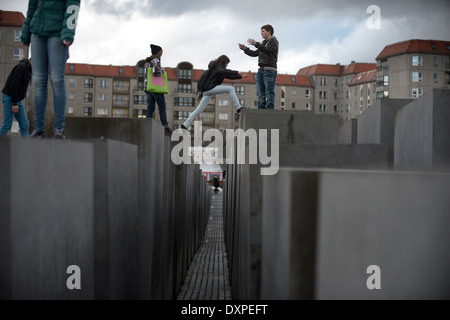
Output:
[150, 44, 162, 55]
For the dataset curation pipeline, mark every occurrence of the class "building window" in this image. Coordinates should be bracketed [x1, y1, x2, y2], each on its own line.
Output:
[305, 103, 311, 111]
[97, 108, 109, 116]
[433, 57, 439, 67]
[84, 78, 93, 88]
[334, 105, 338, 113]
[69, 64, 75, 72]
[292, 102, 296, 109]
[319, 91, 327, 100]
[384, 75, 389, 86]
[380, 59, 388, 71]
[68, 92, 75, 100]
[218, 100, 229, 106]
[99, 80, 109, 89]
[98, 94, 109, 101]
[306, 89, 311, 98]
[319, 78, 327, 86]
[84, 93, 93, 102]
[13, 48, 24, 60]
[178, 84, 192, 93]
[174, 111, 192, 121]
[83, 107, 92, 116]
[134, 95, 146, 105]
[14, 30, 21, 41]
[118, 67, 123, 75]
[412, 72, 423, 83]
[133, 109, 146, 118]
[235, 86, 245, 95]
[138, 67, 145, 77]
[319, 104, 327, 113]
[292, 89, 297, 98]
[69, 78, 75, 88]
[239, 99, 245, 107]
[433, 73, 438, 83]
[281, 89, 285, 99]
[412, 88, 423, 99]
[219, 113, 229, 121]
[346, 90, 351, 99]
[67, 107, 74, 115]
[412, 56, 423, 67]
[174, 97, 195, 107]
[178, 69, 192, 80]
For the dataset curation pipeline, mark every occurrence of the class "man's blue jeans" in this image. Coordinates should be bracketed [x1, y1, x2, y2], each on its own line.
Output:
[256, 69, 277, 109]
[0, 94, 29, 137]
[31, 34, 68, 131]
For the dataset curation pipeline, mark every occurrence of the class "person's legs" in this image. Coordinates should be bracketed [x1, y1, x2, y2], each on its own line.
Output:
[30, 34, 49, 132]
[154, 93, 168, 126]
[14, 101, 29, 137]
[210, 86, 241, 110]
[47, 36, 69, 131]
[264, 70, 277, 109]
[183, 93, 212, 128]
[146, 92, 156, 118]
[0, 94, 14, 136]
[256, 69, 267, 109]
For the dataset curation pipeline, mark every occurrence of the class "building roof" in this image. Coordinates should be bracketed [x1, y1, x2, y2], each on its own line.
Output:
[297, 62, 376, 77]
[66, 63, 136, 78]
[349, 70, 376, 86]
[0, 10, 25, 27]
[376, 39, 450, 60]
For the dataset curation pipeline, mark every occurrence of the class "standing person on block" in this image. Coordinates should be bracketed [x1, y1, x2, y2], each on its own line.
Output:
[21, 0, 80, 139]
[239, 24, 278, 109]
[144, 44, 172, 135]
[0, 59, 32, 137]
[181, 55, 246, 130]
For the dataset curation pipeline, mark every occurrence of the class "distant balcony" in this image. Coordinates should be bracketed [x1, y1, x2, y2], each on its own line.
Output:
[113, 86, 130, 93]
[113, 100, 129, 108]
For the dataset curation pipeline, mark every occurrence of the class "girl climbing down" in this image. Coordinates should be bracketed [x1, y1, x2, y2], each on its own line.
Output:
[181, 55, 247, 129]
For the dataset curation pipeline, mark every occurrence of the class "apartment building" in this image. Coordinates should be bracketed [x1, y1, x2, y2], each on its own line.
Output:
[65, 63, 137, 118]
[0, 10, 29, 123]
[297, 62, 377, 119]
[376, 39, 450, 99]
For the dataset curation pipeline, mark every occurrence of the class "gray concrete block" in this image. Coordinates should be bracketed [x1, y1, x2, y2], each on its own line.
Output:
[394, 89, 450, 171]
[0, 137, 95, 299]
[339, 118, 357, 144]
[90, 139, 139, 300]
[66, 117, 164, 299]
[261, 168, 450, 300]
[357, 99, 411, 164]
[239, 109, 340, 144]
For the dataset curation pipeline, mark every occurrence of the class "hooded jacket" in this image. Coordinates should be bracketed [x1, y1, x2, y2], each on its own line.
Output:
[2, 59, 32, 104]
[197, 60, 242, 93]
[20, 0, 80, 44]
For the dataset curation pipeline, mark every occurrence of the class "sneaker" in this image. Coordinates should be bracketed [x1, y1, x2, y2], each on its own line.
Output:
[237, 106, 245, 114]
[164, 125, 173, 135]
[30, 129, 45, 138]
[53, 128, 65, 139]
[180, 124, 188, 130]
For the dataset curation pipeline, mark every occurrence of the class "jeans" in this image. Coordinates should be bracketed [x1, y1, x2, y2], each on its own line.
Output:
[146, 92, 168, 126]
[0, 94, 29, 137]
[31, 34, 69, 131]
[183, 85, 241, 128]
[256, 69, 277, 109]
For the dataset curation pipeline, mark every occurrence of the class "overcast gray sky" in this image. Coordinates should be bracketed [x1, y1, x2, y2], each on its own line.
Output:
[2, 0, 449, 74]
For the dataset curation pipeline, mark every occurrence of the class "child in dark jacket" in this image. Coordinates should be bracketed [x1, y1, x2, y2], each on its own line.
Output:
[0, 59, 32, 137]
[144, 44, 172, 135]
[181, 55, 247, 130]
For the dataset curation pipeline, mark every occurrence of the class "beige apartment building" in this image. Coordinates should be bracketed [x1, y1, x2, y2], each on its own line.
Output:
[376, 39, 450, 99]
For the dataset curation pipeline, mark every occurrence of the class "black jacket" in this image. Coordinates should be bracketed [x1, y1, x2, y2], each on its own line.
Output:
[243, 36, 279, 70]
[2, 59, 32, 104]
[197, 60, 242, 93]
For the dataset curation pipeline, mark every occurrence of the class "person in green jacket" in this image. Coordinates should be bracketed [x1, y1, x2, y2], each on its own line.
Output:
[21, 0, 80, 139]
